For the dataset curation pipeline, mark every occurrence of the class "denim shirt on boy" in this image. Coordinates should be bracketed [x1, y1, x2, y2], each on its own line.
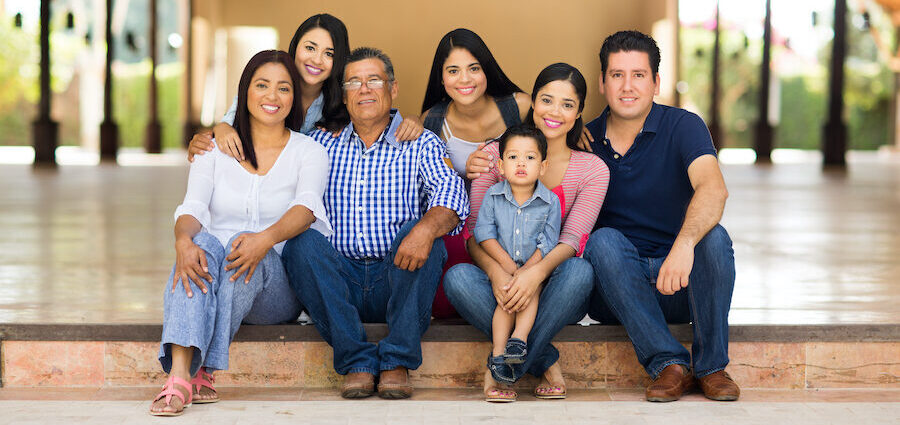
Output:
[474, 179, 561, 265]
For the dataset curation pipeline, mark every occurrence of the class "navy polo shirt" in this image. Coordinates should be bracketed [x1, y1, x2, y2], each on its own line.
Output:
[585, 103, 717, 258]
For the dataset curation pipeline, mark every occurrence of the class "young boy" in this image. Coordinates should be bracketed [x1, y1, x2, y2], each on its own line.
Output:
[473, 124, 561, 384]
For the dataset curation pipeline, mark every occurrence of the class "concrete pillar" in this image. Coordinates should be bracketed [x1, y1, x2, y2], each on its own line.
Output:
[182, 0, 199, 146]
[708, 1, 723, 150]
[100, 0, 118, 161]
[754, 0, 774, 163]
[145, 0, 162, 153]
[33, 0, 58, 166]
[823, 0, 848, 166]
[891, 26, 900, 153]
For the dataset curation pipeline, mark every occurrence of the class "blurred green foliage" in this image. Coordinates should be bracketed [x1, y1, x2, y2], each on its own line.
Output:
[679, 18, 892, 151]
[112, 63, 185, 149]
[0, 9, 184, 149]
[0, 16, 37, 145]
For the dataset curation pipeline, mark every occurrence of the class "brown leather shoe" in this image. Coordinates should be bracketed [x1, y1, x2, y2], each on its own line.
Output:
[341, 372, 375, 399]
[645, 364, 694, 402]
[697, 370, 740, 401]
[377, 366, 413, 399]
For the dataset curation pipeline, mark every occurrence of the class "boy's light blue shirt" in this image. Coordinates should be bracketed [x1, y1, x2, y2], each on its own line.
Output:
[474, 179, 561, 264]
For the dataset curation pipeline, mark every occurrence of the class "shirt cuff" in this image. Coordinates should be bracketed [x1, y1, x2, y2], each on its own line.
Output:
[289, 192, 333, 238]
[558, 234, 584, 257]
[174, 201, 210, 229]
[473, 226, 497, 244]
[428, 199, 469, 236]
[536, 234, 554, 257]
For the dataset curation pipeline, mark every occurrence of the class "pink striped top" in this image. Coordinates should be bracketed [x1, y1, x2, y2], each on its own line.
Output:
[465, 143, 610, 255]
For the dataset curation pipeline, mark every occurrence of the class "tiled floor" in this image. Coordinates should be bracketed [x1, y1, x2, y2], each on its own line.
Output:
[0, 152, 899, 325]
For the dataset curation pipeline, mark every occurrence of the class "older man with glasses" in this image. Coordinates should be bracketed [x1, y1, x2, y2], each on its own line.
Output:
[281, 47, 468, 400]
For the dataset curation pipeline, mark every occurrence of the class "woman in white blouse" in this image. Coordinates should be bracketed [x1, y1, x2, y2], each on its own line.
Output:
[150, 50, 331, 417]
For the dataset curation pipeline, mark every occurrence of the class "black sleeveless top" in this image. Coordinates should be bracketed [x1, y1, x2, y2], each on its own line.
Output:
[422, 94, 522, 136]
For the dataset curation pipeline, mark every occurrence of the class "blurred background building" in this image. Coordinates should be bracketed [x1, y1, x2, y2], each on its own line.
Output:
[1, 0, 899, 165]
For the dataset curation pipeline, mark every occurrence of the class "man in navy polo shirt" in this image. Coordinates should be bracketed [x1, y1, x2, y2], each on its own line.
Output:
[583, 31, 739, 402]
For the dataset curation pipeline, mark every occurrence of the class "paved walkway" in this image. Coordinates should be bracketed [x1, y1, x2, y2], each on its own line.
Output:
[1, 399, 898, 425]
[2, 388, 898, 424]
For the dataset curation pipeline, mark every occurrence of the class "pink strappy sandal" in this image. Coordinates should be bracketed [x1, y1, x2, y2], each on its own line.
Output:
[191, 367, 219, 404]
[150, 375, 193, 416]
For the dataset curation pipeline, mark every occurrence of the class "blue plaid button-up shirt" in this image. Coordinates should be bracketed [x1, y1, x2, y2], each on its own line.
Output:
[308, 111, 469, 260]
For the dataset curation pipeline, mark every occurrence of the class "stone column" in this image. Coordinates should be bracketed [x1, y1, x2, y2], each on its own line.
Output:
[708, 1, 723, 150]
[754, 0, 775, 163]
[145, 0, 161, 153]
[182, 0, 199, 147]
[33, 0, 58, 166]
[823, 0, 848, 166]
[99, 0, 118, 161]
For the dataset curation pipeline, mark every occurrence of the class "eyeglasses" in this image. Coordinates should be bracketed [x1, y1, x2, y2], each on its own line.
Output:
[342, 79, 390, 91]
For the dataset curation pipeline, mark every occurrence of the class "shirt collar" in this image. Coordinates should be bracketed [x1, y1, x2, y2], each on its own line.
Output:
[598, 102, 662, 142]
[311, 92, 325, 108]
[340, 109, 403, 150]
[641, 102, 662, 134]
[489, 179, 555, 206]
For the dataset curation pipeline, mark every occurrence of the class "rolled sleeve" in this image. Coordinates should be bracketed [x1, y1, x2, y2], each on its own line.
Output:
[419, 133, 469, 235]
[289, 193, 331, 236]
[290, 141, 332, 237]
[174, 201, 211, 229]
[536, 197, 561, 257]
[472, 195, 498, 243]
[174, 148, 215, 228]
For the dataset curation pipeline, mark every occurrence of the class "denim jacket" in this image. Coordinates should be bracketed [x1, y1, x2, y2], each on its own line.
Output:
[474, 180, 561, 265]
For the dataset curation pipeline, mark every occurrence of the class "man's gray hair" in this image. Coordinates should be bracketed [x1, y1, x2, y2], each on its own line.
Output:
[346, 46, 395, 82]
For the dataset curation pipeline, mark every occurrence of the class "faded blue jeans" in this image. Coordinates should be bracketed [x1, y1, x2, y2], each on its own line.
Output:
[158, 231, 302, 376]
[281, 220, 446, 376]
[584, 225, 735, 379]
[443, 257, 594, 381]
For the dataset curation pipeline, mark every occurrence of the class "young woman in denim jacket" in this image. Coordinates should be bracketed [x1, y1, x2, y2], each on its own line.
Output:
[187, 14, 424, 160]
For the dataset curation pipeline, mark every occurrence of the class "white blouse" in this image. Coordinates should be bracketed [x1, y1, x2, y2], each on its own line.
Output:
[174, 130, 332, 254]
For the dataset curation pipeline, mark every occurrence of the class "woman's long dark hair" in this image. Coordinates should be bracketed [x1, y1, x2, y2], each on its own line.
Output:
[233, 50, 304, 169]
[526, 63, 588, 151]
[421, 28, 522, 114]
[287, 13, 350, 132]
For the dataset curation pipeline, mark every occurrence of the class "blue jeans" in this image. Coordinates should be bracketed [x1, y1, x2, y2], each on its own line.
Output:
[281, 220, 446, 376]
[584, 225, 735, 379]
[443, 257, 593, 381]
[159, 232, 302, 376]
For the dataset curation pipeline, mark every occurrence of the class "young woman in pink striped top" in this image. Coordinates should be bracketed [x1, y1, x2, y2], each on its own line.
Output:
[444, 63, 609, 402]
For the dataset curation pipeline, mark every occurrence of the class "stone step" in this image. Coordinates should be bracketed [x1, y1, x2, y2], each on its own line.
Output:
[1, 323, 898, 390]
